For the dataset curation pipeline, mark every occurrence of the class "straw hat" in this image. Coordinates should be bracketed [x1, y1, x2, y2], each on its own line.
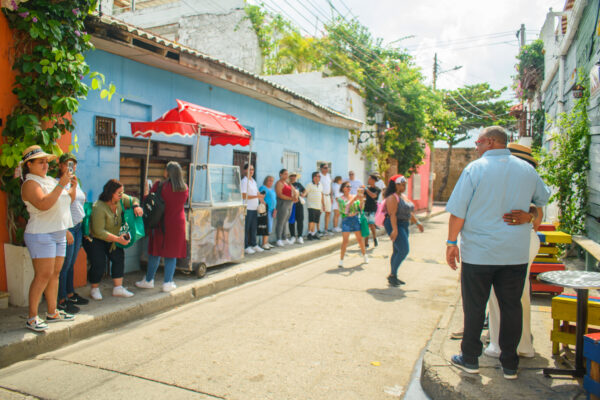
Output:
[507, 143, 537, 167]
[21, 145, 57, 163]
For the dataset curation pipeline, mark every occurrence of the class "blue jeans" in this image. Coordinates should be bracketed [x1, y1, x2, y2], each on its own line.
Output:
[384, 217, 409, 277]
[59, 222, 83, 301]
[146, 254, 177, 283]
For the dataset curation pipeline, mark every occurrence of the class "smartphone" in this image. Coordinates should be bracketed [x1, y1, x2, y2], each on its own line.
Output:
[67, 160, 74, 174]
[123, 233, 131, 241]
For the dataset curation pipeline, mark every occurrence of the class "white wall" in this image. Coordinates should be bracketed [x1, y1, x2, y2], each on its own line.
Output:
[265, 72, 373, 183]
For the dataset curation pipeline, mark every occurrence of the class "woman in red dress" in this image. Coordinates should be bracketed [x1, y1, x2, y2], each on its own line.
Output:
[136, 162, 188, 292]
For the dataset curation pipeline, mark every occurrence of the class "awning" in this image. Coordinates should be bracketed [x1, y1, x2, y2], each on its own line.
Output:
[130, 99, 251, 146]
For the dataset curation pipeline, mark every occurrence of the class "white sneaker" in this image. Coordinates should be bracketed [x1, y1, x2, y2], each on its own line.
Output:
[484, 345, 500, 358]
[245, 247, 256, 255]
[276, 240, 285, 247]
[287, 237, 296, 245]
[135, 279, 154, 289]
[162, 282, 177, 292]
[326, 231, 334, 236]
[338, 259, 344, 268]
[364, 255, 369, 264]
[297, 237, 304, 244]
[262, 243, 272, 250]
[253, 245, 264, 253]
[90, 287, 102, 301]
[334, 227, 342, 233]
[112, 286, 134, 298]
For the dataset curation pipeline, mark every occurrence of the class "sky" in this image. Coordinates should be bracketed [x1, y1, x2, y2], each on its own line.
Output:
[248, 0, 566, 146]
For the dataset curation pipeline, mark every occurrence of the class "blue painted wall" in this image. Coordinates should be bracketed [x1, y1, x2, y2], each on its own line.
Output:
[75, 50, 349, 271]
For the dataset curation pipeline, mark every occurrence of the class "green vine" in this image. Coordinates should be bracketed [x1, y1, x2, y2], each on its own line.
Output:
[1, 0, 115, 244]
[513, 39, 544, 101]
[535, 73, 590, 235]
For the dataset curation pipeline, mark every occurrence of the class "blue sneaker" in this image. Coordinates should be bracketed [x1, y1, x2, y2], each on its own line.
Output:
[503, 368, 518, 380]
[450, 354, 479, 374]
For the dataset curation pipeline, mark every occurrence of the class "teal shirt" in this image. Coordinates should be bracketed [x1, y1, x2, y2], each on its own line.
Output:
[446, 149, 550, 265]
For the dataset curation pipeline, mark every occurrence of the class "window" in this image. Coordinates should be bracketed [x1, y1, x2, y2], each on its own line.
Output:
[95, 116, 116, 147]
[119, 138, 191, 199]
[412, 174, 421, 200]
[283, 150, 300, 173]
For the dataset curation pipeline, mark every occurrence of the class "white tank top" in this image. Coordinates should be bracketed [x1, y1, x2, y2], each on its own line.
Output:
[23, 174, 73, 234]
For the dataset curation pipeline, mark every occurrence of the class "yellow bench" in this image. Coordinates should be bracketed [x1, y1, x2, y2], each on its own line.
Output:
[552, 295, 600, 355]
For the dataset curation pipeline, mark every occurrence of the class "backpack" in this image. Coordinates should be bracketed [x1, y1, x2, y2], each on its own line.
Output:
[142, 181, 166, 233]
[374, 194, 399, 227]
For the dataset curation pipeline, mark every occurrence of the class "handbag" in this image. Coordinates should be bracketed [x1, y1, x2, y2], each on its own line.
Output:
[360, 212, 370, 238]
[116, 198, 145, 249]
[81, 202, 94, 236]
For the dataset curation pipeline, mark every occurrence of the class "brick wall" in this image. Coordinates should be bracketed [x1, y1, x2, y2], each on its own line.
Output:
[433, 147, 476, 202]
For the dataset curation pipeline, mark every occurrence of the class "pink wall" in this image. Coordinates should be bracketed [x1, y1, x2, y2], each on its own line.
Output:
[406, 144, 430, 212]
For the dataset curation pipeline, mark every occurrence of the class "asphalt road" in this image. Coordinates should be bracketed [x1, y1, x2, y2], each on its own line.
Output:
[0, 213, 459, 400]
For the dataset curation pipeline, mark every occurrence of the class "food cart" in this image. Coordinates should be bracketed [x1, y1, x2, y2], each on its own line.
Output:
[131, 99, 252, 277]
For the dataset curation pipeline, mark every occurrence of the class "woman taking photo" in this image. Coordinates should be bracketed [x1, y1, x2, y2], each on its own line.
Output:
[56, 153, 88, 314]
[383, 175, 424, 287]
[21, 145, 75, 331]
[275, 169, 295, 247]
[136, 162, 188, 292]
[337, 181, 368, 267]
[85, 179, 143, 300]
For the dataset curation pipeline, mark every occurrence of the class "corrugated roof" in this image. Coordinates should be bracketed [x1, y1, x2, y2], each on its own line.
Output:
[88, 14, 363, 128]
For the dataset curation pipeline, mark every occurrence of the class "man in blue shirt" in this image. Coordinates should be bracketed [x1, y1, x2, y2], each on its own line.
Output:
[445, 126, 550, 379]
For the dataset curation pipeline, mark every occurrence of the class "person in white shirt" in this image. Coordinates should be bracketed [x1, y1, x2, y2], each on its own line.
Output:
[305, 171, 324, 240]
[374, 174, 386, 201]
[331, 176, 343, 232]
[319, 163, 333, 235]
[347, 171, 363, 195]
[241, 164, 264, 254]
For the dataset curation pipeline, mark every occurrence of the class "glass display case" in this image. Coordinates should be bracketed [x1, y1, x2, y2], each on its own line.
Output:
[179, 163, 245, 276]
[191, 164, 242, 205]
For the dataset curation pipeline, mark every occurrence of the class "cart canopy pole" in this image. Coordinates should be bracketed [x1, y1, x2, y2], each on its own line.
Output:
[189, 124, 202, 207]
[247, 139, 253, 170]
[144, 138, 151, 191]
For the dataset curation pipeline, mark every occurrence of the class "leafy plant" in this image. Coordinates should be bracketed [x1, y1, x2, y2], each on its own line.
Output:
[1, 0, 114, 244]
[535, 73, 590, 235]
[514, 39, 544, 101]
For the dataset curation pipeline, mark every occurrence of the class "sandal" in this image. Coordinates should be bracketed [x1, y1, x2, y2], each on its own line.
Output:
[26, 316, 48, 332]
[46, 309, 75, 322]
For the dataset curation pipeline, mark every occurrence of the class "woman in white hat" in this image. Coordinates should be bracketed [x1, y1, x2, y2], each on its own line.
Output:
[20, 145, 76, 332]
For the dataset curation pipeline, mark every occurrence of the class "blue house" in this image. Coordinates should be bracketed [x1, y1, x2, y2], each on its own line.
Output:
[76, 15, 362, 271]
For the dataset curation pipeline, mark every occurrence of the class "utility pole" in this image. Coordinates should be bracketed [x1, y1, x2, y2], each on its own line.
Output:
[519, 24, 526, 48]
[432, 53, 438, 90]
[517, 24, 527, 138]
[428, 53, 439, 214]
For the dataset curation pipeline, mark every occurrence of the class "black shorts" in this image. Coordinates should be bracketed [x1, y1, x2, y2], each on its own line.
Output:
[308, 208, 321, 223]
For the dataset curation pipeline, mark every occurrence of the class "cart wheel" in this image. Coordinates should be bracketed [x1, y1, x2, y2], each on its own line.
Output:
[196, 263, 207, 279]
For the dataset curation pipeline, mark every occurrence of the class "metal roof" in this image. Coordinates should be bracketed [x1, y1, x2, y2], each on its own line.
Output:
[86, 14, 364, 129]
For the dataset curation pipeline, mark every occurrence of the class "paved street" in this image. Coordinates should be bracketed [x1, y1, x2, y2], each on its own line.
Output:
[0, 213, 458, 400]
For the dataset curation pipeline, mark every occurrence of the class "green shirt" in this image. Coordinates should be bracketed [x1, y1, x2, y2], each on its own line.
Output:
[337, 197, 362, 218]
[90, 194, 138, 242]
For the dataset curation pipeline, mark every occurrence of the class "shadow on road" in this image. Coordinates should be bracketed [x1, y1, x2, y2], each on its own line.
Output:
[325, 265, 365, 275]
[366, 287, 416, 302]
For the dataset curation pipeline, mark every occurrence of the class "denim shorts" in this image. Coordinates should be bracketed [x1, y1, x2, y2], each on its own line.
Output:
[24, 230, 67, 259]
[341, 215, 360, 232]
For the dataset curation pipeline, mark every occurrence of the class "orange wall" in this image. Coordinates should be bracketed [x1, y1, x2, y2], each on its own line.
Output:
[0, 14, 17, 292]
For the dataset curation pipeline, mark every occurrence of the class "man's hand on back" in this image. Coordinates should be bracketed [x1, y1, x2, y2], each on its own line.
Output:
[446, 246, 460, 270]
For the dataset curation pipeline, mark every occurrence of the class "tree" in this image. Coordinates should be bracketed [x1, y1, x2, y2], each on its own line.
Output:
[435, 83, 515, 199]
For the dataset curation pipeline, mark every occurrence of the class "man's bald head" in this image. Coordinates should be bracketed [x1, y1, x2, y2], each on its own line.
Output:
[481, 126, 508, 148]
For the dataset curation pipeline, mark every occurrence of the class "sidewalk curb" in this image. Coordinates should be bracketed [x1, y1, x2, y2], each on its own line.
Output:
[0, 235, 353, 369]
[420, 290, 465, 400]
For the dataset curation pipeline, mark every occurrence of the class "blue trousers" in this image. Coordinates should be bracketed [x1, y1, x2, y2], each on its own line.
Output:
[59, 222, 83, 301]
[384, 217, 409, 277]
[146, 254, 177, 283]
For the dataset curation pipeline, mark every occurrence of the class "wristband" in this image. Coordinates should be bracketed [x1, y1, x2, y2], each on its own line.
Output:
[446, 240, 458, 246]
[416, 221, 422, 226]
[56, 183, 65, 190]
